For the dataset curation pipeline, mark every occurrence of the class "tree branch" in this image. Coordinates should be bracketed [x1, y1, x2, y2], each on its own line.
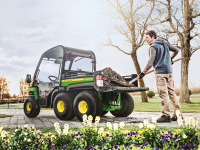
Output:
[102, 33, 131, 55]
[190, 47, 200, 56]
[190, 33, 200, 40]
[192, 13, 200, 18]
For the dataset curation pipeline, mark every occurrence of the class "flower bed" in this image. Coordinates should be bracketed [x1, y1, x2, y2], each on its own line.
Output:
[0, 113, 199, 150]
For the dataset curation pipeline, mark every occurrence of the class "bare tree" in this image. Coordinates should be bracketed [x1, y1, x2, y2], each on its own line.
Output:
[149, 0, 200, 103]
[0, 75, 10, 100]
[12, 94, 18, 98]
[19, 78, 32, 100]
[102, 0, 157, 102]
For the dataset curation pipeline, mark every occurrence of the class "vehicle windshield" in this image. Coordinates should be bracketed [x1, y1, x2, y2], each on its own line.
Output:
[36, 48, 63, 82]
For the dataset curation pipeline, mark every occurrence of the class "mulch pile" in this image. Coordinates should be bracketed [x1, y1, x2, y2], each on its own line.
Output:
[102, 67, 133, 87]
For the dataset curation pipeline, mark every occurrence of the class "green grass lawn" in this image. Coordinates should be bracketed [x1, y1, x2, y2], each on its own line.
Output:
[0, 103, 23, 109]
[133, 94, 200, 113]
[0, 114, 12, 118]
[0, 95, 199, 113]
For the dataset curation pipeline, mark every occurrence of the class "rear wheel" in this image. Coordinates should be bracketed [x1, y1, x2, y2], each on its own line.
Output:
[53, 92, 75, 120]
[110, 92, 134, 117]
[24, 96, 40, 118]
[74, 91, 103, 122]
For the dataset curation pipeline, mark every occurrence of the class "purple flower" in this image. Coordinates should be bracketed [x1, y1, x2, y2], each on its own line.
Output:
[143, 141, 147, 145]
[114, 145, 118, 149]
[180, 145, 186, 150]
[106, 133, 110, 137]
[47, 143, 51, 148]
[129, 142, 133, 145]
[102, 140, 106, 144]
[78, 132, 80, 135]
[71, 135, 75, 138]
[187, 144, 193, 149]
[163, 138, 168, 143]
[75, 134, 78, 136]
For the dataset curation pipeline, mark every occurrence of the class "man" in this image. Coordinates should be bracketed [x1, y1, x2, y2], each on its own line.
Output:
[139, 30, 181, 122]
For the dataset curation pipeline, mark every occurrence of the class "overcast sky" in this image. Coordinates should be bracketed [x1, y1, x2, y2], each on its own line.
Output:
[0, 0, 200, 95]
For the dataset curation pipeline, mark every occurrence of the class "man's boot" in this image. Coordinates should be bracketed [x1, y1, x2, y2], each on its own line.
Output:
[171, 114, 183, 121]
[157, 115, 171, 122]
[171, 114, 177, 121]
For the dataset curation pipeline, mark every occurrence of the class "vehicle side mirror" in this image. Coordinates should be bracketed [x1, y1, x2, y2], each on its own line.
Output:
[26, 74, 31, 83]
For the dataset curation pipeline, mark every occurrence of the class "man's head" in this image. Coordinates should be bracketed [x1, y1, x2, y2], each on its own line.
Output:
[145, 30, 157, 45]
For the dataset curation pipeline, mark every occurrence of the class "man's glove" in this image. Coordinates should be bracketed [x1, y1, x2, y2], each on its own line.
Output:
[139, 72, 145, 79]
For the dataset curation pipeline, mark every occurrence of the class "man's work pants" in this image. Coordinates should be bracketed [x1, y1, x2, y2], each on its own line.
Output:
[155, 73, 180, 117]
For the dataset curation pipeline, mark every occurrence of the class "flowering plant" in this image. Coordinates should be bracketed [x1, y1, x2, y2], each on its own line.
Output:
[7, 125, 39, 150]
[0, 113, 199, 150]
[79, 115, 102, 149]
[175, 110, 199, 149]
[0, 126, 8, 149]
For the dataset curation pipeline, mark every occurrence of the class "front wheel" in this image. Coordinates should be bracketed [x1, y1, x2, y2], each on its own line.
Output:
[53, 92, 75, 120]
[24, 96, 40, 118]
[110, 92, 134, 117]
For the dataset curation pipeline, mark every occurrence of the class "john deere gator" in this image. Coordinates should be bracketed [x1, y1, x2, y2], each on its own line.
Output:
[24, 45, 149, 121]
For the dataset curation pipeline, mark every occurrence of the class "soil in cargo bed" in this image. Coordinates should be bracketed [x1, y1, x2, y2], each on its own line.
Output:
[102, 67, 135, 87]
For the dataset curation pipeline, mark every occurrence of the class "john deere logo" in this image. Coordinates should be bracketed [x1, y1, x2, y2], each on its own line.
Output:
[85, 78, 93, 81]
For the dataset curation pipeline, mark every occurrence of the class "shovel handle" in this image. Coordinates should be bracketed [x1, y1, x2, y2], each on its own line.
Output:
[129, 57, 183, 85]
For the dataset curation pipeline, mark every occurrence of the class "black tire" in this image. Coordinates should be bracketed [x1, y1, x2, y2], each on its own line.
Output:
[74, 91, 103, 122]
[101, 111, 108, 116]
[53, 92, 75, 120]
[110, 92, 134, 117]
[24, 96, 40, 118]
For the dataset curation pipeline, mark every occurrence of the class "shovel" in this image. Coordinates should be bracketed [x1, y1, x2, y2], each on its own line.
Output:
[129, 57, 183, 85]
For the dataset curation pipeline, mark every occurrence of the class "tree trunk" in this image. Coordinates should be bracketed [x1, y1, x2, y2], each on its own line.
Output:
[179, 57, 190, 103]
[131, 53, 148, 102]
[179, 0, 191, 103]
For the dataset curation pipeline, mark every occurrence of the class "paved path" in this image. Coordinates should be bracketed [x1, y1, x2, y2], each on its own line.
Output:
[0, 109, 200, 129]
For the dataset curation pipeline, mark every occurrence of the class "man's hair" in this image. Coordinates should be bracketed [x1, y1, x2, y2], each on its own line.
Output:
[145, 30, 157, 39]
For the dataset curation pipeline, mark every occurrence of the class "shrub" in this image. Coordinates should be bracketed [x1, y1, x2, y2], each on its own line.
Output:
[147, 90, 155, 98]
[190, 86, 200, 94]
[175, 88, 180, 96]
[189, 90, 192, 96]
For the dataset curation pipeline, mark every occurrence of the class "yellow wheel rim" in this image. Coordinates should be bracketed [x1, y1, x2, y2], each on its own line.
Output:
[26, 102, 31, 111]
[78, 101, 88, 114]
[57, 101, 65, 112]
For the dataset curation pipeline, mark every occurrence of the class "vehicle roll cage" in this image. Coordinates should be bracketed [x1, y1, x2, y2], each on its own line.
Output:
[33, 45, 96, 83]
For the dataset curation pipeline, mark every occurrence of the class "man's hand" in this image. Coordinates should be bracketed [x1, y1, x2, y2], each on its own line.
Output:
[171, 58, 174, 65]
[139, 72, 145, 79]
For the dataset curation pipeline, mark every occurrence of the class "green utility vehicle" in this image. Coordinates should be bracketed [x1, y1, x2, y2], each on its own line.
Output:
[24, 45, 149, 121]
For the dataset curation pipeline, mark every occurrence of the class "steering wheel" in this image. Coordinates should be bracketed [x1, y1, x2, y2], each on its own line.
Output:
[48, 75, 58, 82]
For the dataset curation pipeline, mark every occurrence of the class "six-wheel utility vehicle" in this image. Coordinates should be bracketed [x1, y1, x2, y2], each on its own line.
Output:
[24, 45, 149, 121]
